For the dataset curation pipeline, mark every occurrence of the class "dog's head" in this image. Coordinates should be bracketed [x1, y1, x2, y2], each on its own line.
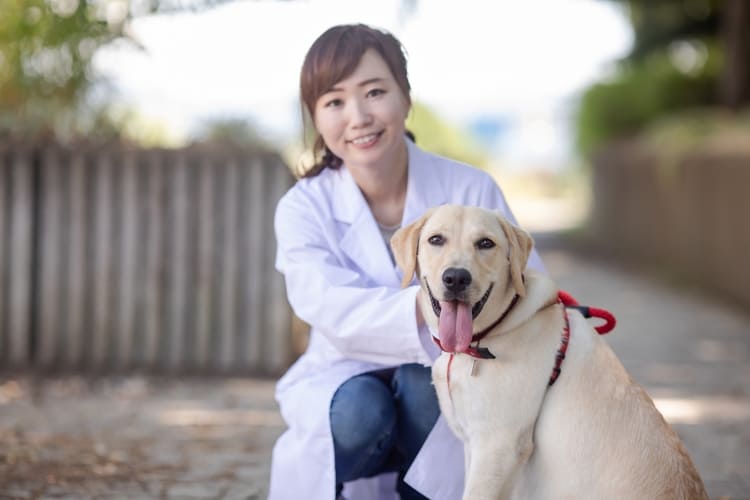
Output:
[391, 205, 534, 353]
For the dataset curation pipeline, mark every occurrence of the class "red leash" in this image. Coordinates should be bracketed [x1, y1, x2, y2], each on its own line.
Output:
[549, 290, 616, 385]
[557, 290, 616, 335]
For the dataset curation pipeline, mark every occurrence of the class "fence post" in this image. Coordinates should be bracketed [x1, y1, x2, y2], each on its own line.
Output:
[141, 152, 164, 368]
[265, 156, 293, 374]
[193, 155, 215, 370]
[37, 146, 64, 367]
[65, 150, 86, 368]
[241, 154, 266, 371]
[0, 150, 7, 361]
[7, 147, 34, 367]
[217, 157, 240, 371]
[114, 150, 139, 369]
[166, 151, 189, 372]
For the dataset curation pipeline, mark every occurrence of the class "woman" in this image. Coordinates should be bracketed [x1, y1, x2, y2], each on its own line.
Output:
[269, 24, 544, 500]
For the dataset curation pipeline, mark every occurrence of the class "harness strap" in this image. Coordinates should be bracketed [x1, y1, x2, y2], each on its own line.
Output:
[548, 302, 570, 386]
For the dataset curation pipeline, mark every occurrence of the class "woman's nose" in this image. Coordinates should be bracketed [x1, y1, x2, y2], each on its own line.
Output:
[348, 99, 373, 127]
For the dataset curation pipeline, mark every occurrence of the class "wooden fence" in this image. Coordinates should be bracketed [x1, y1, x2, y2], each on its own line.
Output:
[590, 141, 750, 309]
[0, 141, 295, 375]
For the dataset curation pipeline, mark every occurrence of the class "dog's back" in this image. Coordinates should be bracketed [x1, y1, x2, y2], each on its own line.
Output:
[521, 310, 708, 500]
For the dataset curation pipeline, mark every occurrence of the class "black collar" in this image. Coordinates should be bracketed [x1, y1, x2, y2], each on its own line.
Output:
[471, 293, 521, 343]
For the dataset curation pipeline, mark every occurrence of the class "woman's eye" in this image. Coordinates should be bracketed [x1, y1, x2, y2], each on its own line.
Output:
[428, 235, 445, 246]
[367, 88, 385, 98]
[324, 98, 343, 108]
[476, 238, 495, 249]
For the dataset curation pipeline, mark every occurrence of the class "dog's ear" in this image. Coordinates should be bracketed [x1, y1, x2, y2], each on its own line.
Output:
[391, 208, 435, 288]
[496, 215, 534, 297]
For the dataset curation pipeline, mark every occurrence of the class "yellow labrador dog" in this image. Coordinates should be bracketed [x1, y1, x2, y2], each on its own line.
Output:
[391, 205, 707, 500]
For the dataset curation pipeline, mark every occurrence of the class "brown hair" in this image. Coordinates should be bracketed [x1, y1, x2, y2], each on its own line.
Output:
[298, 24, 412, 178]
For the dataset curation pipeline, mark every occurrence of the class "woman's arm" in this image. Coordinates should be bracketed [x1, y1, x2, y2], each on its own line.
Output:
[275, 191, 431, 366]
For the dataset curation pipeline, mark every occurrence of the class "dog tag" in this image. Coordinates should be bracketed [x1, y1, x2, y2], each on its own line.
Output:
[470, 359, 478, 376]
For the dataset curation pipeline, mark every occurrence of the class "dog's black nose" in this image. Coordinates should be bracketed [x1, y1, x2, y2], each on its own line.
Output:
[442, 267, 472, 293]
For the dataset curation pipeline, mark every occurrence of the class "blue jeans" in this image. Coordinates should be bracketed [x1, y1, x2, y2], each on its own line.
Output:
[330, 363, 440, 500]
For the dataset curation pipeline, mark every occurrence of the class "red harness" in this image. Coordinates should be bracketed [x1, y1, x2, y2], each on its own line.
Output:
[433, 290, 617, 390]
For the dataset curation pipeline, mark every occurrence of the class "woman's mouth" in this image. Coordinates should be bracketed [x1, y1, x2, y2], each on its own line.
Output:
[348, 131, 383, 147]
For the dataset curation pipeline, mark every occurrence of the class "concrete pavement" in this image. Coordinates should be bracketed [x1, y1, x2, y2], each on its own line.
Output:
[1, 236, 749, 499]
[539, 233, 750, 499]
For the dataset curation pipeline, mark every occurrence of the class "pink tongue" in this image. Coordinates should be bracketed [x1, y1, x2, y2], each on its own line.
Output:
[438, 301, 473, 353]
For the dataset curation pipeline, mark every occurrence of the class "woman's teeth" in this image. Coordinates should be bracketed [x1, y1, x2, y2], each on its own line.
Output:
[351, 133, 378, 145]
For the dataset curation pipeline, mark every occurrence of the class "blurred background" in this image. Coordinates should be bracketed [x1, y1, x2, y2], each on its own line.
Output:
[3, 0, 748, 373]
[1, 0, 749, 497]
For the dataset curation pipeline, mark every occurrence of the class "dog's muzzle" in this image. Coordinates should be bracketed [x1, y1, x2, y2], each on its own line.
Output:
[425, 278, 494, 320]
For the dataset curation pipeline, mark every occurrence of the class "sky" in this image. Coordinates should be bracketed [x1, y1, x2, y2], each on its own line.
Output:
[95, 0, 633, 170]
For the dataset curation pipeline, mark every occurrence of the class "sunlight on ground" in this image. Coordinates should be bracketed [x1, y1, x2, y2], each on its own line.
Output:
[155, 407, 284, 427]
[654, 396, 750, 425]
[510, 197, 590, 233]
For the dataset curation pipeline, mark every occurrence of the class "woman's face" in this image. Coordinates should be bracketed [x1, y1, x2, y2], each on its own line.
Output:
[313, 49, 410, 173]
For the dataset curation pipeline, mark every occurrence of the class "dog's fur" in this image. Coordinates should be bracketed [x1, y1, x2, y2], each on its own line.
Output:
[391, 205, 707, 500]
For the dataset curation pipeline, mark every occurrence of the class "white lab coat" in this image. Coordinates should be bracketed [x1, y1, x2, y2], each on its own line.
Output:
[269, 139, 544, 500]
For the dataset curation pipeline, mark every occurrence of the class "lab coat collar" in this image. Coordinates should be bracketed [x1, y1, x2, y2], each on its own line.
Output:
[330, 152, 397, 286]
[331, 165, 366, 225]
[330, 138, 449, 224]
[331, 138, 448, 287]
[402, 138, 450, 225]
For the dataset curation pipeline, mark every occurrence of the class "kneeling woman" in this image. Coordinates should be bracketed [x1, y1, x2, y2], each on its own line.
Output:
[269, 23, 544, 500]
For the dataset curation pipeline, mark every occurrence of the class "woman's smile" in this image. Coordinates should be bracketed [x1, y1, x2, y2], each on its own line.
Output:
[348, 131, 383, 147]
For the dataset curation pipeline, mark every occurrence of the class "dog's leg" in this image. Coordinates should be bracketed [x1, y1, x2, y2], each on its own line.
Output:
[461, 429, 534, 500]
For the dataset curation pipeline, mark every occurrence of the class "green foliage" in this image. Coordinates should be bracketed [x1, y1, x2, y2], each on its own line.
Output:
[406, 101, 488, 168]
[623, 0, 721, 61]
[577, 0, 749, 157]
[0, 0, 236, 142]
[0, 0, 133, 139]
[576, 41, 721, 157]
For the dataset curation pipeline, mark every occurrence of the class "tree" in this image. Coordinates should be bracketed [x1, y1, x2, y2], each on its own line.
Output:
[0, 0, 126, 139]
[0, 0, 237, 141]
[610, 0, 749, 109]
[577, 0, 749, 155]
[719, 0, 749, 108]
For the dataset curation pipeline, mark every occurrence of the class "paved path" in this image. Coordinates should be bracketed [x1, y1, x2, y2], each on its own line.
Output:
[537, 234, 750, 499]
[1, 236, 749, 499]
[0, 376, 282, 499]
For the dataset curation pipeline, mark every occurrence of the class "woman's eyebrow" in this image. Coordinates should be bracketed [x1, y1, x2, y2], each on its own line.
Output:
[357, 77, 385, 87]
[326, 77, 386, 94]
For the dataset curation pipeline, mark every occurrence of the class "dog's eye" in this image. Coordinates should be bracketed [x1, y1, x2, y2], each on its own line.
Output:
[476, 238, 495, 249]
[428, 234, 445, 246]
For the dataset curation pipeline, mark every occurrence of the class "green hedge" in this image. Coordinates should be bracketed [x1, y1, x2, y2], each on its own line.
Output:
[576, 42, 722, 157]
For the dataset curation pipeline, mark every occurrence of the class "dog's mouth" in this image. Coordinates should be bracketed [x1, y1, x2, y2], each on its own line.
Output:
[424, 279, 494, 320]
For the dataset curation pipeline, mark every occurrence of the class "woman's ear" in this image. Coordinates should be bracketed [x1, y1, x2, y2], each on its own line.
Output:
[391, 208, 435, 288]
